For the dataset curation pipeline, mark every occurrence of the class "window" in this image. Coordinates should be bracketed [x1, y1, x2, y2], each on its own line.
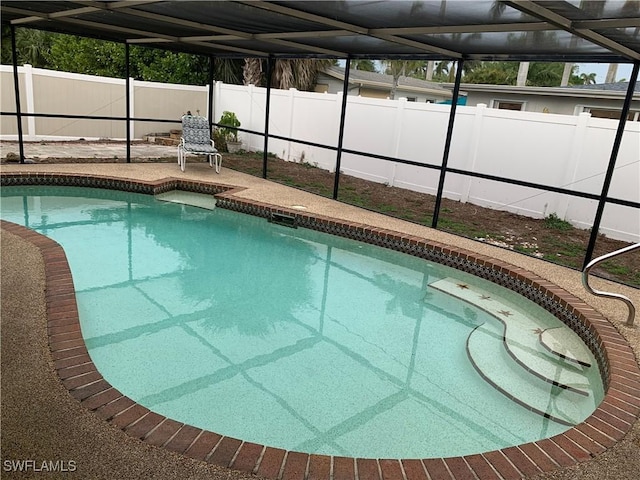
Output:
[582, 107, 639, 121]
[406, 97, 417, 102]
[492, 100, 525, 111]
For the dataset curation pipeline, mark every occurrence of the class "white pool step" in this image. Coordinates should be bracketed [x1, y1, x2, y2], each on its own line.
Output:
[540, 327, 593, 367]
[429, 278, 592, 393]
[155, 190, 217, 210]
[466, 321, 584, 426]
[429, 277, 598, 424]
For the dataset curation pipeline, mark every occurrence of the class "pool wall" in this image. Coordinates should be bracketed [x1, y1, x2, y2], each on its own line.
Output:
[2, 171, 639, 480]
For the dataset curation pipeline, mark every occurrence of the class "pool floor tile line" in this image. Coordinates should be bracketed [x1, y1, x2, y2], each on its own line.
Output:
[1, 174, 640, 480]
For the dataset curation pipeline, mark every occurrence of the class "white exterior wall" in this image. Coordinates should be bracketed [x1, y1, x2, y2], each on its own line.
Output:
[2, 66, 638, 242]
[464, 90, 640, 116]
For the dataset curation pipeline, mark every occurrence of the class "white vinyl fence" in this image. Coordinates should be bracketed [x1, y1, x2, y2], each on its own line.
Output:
[2, 65, 639, 242]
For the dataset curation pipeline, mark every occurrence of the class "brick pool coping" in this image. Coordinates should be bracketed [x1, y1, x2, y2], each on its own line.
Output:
[2, 171, 639, 480]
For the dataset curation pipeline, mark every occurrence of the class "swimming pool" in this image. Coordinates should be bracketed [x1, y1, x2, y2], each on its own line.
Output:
[1, 184, 605, 459]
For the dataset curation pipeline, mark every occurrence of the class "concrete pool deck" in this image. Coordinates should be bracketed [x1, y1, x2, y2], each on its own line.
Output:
[1, 157, 639, 479]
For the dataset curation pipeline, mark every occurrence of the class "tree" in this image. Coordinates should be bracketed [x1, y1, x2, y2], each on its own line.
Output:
[212, 58, 243, 85]
[432, 60, 453, 82]
[578, 72, 597, 85]
[243, 58, 263, 85]
[5, 31, 237, 86]
[382, 60, 424, 99]
[462, 62, 518, 85]
[48, 35, 127, 78]
[461, 61, 586, 87]
[1, 27, 54, 67]
[242, 58, 335, 90]
[350, 59, 377, 72]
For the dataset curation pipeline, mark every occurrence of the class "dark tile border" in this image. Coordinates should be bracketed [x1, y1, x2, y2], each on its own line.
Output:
[2, 172, 639, 480]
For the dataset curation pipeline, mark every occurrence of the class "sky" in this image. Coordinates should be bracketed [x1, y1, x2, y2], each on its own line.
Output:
[575, 63, 634, 83]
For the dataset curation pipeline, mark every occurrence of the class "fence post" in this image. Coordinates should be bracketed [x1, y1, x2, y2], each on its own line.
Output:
[9, 25, 24, 162]
[388, 97, 407, 187]
[461, 103, 486, 203]
[213, 81, 222, 126]
[23, 64, 36, 140]
[247, 83, 254, 149]
[556, 112, 591, 219]
[129, 77, 136, 141]
[286, 88, 297, 161]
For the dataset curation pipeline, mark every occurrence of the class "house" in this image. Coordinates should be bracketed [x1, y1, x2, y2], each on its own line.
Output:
[316, 66, 452, 103]
[449, 82, 640, 120]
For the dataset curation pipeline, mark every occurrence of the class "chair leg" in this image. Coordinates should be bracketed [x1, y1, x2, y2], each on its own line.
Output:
[180, 149, 186, 172]
[215, 153, 222, 173]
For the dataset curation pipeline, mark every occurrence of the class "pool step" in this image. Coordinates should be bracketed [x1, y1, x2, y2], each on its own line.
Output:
[539, 327, 593, 367]
[429, 277, 598, 424]
[507, 328, 591, 394]
[466, 322, 585, 426]
[155, 190, 217, 210]
[429, 278, 592, 394]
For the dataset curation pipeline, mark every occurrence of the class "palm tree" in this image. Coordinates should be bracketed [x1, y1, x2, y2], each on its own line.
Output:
[425, 60, 434, 80]
[382, 60, 424, 99]
[243, 58, 262, 85]
[10, 28, 53, 67]
[579, 72, 597, 85]
[242, 58, 334, 90]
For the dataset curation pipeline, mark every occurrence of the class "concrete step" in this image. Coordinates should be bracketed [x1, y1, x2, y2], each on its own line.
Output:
[429, 277, 593, 393]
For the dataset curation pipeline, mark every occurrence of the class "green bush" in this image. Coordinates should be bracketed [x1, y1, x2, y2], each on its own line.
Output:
[218, 111, 240, 142]
[543, 213, 573, 231]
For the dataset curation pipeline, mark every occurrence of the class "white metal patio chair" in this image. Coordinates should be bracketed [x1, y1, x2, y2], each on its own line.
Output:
[178, 114, 222, 173]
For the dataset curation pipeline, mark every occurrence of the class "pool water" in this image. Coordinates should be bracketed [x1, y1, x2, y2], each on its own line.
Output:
[1, 186, 604, 458]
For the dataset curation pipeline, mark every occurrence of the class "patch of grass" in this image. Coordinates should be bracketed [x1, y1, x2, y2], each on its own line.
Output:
[277, 176, 295, 185]
[600, 260, 630, 276]
[379, 204, 399, 213]
[438, 218, 488, 238]
[514, 245, 538, 255]
[543, 236, 584, 258]
[544, 213, 573, 231]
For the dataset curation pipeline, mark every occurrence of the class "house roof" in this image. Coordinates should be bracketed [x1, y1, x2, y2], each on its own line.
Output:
[2, 1, 639, 63]
[569, 82, 640, 92]
[321, 66, 452, 97]
[444, 82, 640, 100]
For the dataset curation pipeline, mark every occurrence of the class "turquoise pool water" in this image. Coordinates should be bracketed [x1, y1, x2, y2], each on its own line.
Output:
[1, 186, 604, 458]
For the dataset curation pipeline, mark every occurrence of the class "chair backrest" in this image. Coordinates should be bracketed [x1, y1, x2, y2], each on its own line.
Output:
[182, 115, 211, 145]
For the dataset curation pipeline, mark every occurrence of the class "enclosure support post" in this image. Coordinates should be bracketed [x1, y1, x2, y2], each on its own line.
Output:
[263, 56, 274, 179]
[583, 61, 639, 269]
[125, 42, 131, 163]
[333, 56, 352, 200]
[10, 25, 25, 164]
[432, 59, 464, 228]
[208, 56, 215, 136]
